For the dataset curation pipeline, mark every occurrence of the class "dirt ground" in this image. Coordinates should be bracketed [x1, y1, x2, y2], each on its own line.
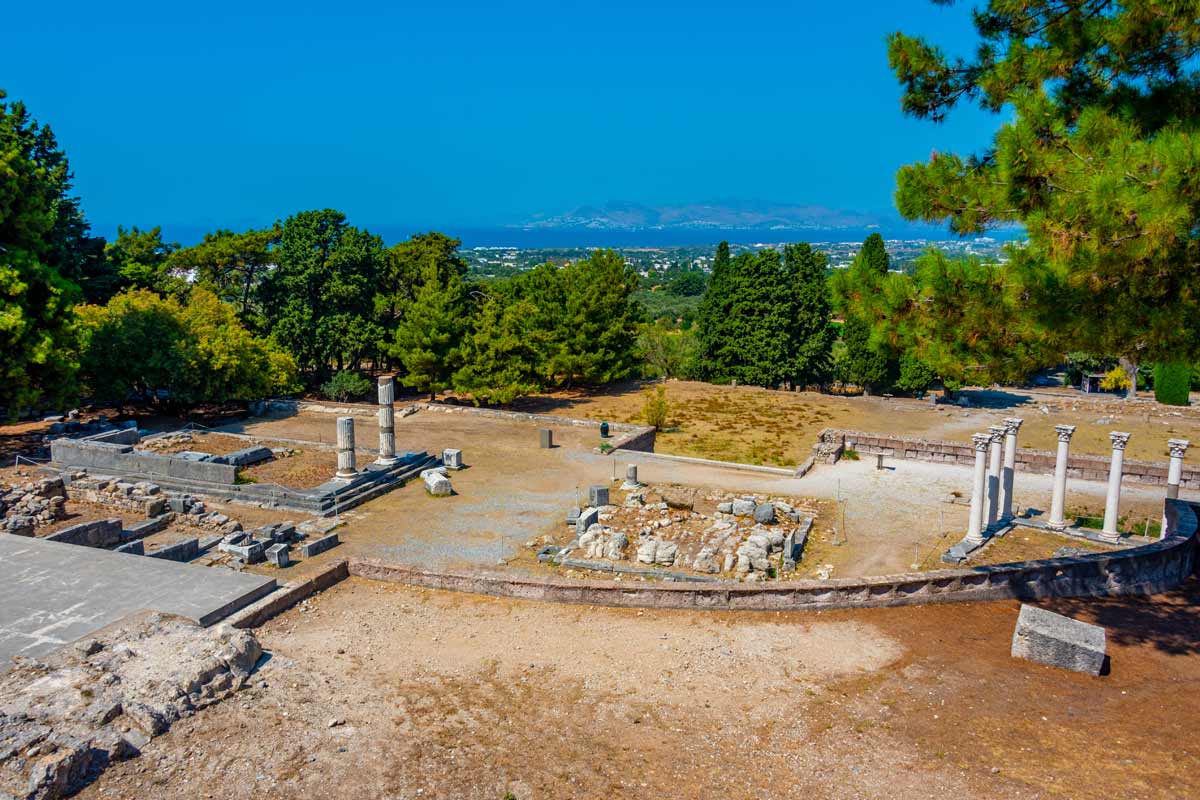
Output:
[509, 380, 1200, 467]
[75, 576, 1200, 800]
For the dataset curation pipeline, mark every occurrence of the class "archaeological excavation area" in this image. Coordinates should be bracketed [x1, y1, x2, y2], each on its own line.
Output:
[2, 382, 1200, 799]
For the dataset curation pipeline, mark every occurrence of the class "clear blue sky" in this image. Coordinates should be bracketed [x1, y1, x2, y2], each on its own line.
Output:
[2, 1, 1002, 235]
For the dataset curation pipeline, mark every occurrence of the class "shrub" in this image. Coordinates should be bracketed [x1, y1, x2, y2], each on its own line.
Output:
[641, 385, 670, 430]
[1099, 366, 1130, 392]
[321, 370, 372, 402]
[1154, 362, 1191, 406]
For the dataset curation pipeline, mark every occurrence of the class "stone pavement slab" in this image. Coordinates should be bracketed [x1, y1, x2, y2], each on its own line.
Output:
[0, 535, 276, 667]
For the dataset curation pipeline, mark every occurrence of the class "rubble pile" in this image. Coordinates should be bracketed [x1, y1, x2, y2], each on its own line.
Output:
[1, 477, 67, 536]
[548, 484, 819, 580]
[0, 612, 261, 800]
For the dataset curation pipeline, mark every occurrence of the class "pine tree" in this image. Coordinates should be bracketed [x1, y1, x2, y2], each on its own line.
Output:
[389, 265, 468, 399]
[697, 241, 735, 381]
[890, 1, 1200, 397]
[453, 295, 545, 405]
[784, 243, 835, 388]
[831, 235, 896, 394]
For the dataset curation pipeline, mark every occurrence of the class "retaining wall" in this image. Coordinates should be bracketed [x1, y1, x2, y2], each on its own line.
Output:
[44, 518, 122, 548]
[51, 439, 237, 484]
[228, 560, 350, 628]
[346, 499, 1198, 612]
[819, 428, 1200, 489]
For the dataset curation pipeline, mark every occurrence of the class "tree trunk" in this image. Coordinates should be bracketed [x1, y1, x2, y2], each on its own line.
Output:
[1119, 355, 1139, 400]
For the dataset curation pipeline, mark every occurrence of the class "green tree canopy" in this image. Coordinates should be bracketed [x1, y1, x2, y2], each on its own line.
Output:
[104, 226, 181, 295]
[389, 262, 469, 398]
[76, 288, 299, 407]
[169, 224, 281, 321]
[889, 1, 1200, 395]
[697, 244, 833, 388]
[831, 235, 897, 393]
[377, 232, 469, 340]
[258, 209, 385, 377]
[0, 90, 98, 413]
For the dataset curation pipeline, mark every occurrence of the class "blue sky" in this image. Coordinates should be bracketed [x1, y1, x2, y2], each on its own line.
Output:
[2, 1, 1003, 235]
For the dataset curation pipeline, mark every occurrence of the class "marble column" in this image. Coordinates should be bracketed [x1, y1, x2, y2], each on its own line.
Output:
[965, 433, 991, 547]
[377, 375, 397, 465]
[1166, 439, 1190, 500]
[335, 416, 357, 479]
[999, 417, 1023, 522]
[1047, 424, 1076, 530]
[1101, 431, 1131, 542]
[985, 425, 1005, 528]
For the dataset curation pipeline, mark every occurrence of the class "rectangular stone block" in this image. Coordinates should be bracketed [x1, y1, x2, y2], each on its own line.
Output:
[148, 538, 199, 563]
[222, 541, 265, 564]
[300, 533, 340, 558]
[1011, 604, 1106, 676]
[575, 507, 599, 535]
[442, 448, 464, 469]
[223, 446, 274, 467]
[588, 485, 610, 507]
[539, 429, 553, 449]
[265, 542, 292, 568]
[114, 541, 144, 556]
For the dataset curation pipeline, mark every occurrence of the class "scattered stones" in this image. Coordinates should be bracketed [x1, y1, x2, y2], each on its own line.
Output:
[731, 498, 756, 517]
[1, 476, 68, 532]
[635, 537, 678, 566]
[65, 475, 166, 517]
[1011, 604, 1107, 676]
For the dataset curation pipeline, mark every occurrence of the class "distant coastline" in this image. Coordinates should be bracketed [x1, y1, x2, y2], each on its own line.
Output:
[131, 223, 1024, 249]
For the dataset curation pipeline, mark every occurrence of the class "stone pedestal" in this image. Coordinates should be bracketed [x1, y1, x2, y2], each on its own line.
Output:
[1047, 425, 1076, 530]
[999, 417, 1023, 522]
[335, 416, 357, 479]
[965, 433, 991, 547]
[985, 425, 1004, 528]
[1101, 431, 1131, 542]
[1167, 439, 1189, 500]
[376, 375, 397, 465]
[539, 429, 553, 449]
[443, 448, 463, 470]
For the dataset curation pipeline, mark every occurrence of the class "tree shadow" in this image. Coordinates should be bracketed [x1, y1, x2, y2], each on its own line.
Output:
[954, 388, 1036, 410]
[1044, 577, 1200, 656]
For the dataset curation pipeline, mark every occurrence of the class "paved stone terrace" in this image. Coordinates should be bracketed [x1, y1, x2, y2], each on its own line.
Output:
[0, 535, 276, 666]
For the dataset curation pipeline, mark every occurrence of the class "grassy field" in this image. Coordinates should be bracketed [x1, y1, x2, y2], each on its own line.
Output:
[510, 380, 1200, 468]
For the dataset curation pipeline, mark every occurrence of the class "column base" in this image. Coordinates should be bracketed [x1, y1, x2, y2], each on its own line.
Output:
[375, 457, 399, 467]
[1099, 529, 1121, 544]
[1046, 519, 1069, 531]
[335, 469, 358, 480]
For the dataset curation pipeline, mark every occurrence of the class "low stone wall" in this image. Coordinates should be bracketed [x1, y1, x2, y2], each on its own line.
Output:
[147, 537, 199, 562]
[51, 439, 237, 485]
[346, 499, 1198, 611]
[44, 518, 122, 548]
[228, 559, 350, 628]
[621, 450, 795, 477]
[817, 428, 1200, 489]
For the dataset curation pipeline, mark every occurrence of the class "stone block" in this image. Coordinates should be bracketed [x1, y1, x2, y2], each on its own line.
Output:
[114, 541, 144, 556]
[222, 541, 265, 564]
[423, 470, 452, 496]
[566, 507, 581, 526]
[265, 542, 292, 568]
[1011, 604, 1106, 676]
[576, 507, 599, 536]
[148, 538, 199, 563]
[299, 533, 340, 558]
[223, 446, 273, 467]
[442, 448, 464, 469]
[539, 429, 554, 448]
[753, 503, 775, 524]
[731, 498, 756, 517]
[588, 485, 610, 507]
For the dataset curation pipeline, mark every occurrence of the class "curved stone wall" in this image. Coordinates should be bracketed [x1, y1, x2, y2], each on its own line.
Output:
[348, 499, 1198, 611]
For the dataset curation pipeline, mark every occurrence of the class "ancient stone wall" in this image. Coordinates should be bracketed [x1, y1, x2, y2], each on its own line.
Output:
[346, 499, 1198, 612]
[818, 428, 1200, 489]
[44, 518, 123, 548]
[51, 439, 237, 485]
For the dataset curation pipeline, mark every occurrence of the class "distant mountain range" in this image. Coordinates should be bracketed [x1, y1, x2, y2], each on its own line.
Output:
[513, 199, 882, 231]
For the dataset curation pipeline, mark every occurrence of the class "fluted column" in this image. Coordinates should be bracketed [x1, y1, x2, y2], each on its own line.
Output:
[1166, 439, 1189, 500]
[999, 417, 1023, 522]
[1047, 424, 1076, 530]
[985, 425, 1004, 528]
[1101, 431, 1131, 542]
[965, 433, 991, 547]
[377, 375, 397, 465]
[335, 416, 357, 479]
